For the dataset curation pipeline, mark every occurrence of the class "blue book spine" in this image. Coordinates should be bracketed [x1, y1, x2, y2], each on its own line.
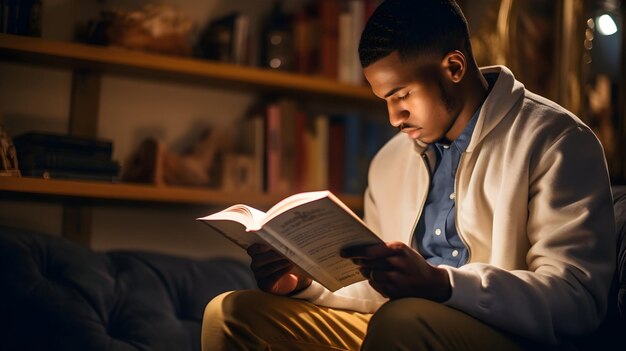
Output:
[343, 113, 362, 194]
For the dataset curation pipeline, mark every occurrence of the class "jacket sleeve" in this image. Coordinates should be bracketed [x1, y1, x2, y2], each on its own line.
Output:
[442, 125, 616, 344]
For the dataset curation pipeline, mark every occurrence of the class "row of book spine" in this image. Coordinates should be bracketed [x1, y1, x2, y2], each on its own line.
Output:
[225, 99, 395, 195]
[296, 0, 379, 84]
[195, 0, 381, 85]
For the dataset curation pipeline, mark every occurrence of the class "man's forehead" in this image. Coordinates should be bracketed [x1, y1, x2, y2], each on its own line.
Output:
[364, 53, 441, 95]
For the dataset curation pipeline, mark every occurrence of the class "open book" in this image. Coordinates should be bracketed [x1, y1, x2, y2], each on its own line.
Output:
[197, 190, 383, 292]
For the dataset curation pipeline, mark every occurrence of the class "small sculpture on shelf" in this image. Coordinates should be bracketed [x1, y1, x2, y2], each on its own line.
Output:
[79, 3, 196, 56]
[0, 125, 21, 177]
[121, 127, 231, 188]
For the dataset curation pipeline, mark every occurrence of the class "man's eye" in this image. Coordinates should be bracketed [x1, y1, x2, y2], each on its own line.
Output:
[397, 91, 411, 101]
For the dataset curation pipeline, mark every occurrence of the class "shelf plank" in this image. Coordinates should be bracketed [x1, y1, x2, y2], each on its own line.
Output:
[0, 177, 363, 211]
[0, 34, 378, 103]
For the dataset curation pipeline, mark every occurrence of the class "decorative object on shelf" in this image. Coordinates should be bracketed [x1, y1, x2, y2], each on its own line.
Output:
[80, 3, 196, 56]
[221, 153, 258, 192]
[261, 1, 294, 71]
[0, 125, 20, 177]
[122, 127, 231, 188]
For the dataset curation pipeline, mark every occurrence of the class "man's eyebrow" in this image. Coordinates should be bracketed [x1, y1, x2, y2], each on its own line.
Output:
[384, 86, 405, 98]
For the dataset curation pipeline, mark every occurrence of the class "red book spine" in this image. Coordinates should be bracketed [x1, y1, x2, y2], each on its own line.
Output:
[319, 0, 339, 79]
[266, 103, 281, 194]
[295, 110, 308, 192]
[328, 117, 346, 194]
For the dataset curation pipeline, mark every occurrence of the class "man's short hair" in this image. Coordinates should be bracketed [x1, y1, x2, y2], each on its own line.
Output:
[359, 0, 473, 68]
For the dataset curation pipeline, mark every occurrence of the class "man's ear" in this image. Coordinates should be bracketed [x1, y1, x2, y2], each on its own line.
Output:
[441, 50, 466, 83]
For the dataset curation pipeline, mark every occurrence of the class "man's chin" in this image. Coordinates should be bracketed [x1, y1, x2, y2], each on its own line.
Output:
[406, 133, 435, 145]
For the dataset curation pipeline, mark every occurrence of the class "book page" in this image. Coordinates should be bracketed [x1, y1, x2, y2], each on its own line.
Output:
[197, 205, 267, 248]
[262, 190, 331, 226]
[200, 217, 266, 249]
[259, 196, 383, 291]
[198, 204, 266, 229]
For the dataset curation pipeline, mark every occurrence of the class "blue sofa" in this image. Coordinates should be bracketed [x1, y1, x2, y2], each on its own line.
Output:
[0, 226, 256, 351]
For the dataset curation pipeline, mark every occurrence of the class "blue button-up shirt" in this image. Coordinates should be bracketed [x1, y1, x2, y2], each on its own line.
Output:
[411, 107, 480, 268]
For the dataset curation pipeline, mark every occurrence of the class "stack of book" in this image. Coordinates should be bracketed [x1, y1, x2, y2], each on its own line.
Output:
[13, 132, 120, 181]
[192, 0, 381, 83]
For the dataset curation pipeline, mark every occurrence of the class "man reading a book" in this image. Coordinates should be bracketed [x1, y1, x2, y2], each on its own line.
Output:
[202, 1, 615, 350]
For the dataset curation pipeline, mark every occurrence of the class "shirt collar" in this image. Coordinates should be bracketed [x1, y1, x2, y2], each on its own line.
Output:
[454, 106, 480, 151]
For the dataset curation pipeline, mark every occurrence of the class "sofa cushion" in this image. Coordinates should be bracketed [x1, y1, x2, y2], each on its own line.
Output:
[578, 186, 626, 350]
[613, 186, 626, 322]
[0, 226, 256, 351]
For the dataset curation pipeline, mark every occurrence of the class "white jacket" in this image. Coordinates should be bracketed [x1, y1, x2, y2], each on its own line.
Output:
[296, 66, 616, 344]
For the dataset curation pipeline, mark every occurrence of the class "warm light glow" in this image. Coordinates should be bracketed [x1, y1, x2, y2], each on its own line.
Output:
[596, 14, 618, 35]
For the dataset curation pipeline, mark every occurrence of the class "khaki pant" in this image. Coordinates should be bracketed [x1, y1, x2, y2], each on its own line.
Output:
[202, 290, 550, 351]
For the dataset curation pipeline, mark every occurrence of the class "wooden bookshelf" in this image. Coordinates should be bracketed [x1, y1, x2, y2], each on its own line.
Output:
[0, 33, 372, 243]
[0, 34, 378, 103]
[0, 177, 364, 211]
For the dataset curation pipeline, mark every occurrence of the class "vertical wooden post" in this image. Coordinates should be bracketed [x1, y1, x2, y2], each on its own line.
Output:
[62, 70, 102, 246]
[556, 0, 585, 117]
[69, 70, 101, 137]
[62, 200, 93, 246]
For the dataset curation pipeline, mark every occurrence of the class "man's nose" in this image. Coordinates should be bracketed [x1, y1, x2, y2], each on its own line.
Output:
[388, 103, 409, 128]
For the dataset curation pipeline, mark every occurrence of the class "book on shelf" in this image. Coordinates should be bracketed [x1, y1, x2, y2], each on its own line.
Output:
[293, 4, 321, 75]
[318, 0, 340, 78]
[265, 102, 282, 193]
[338, 0, 366, 84]
[301, 114, 329, 191]
[337, 11, 353, 84]
[342, 113, 364, 194]
[294, 110, 308, 192]
[195, 12, 251, 65]
[233, 113, 265, 193]
[328, 116, 346, 194]
[12, 132, 113, 158]
[265, 99, 299, 194]
[21, 169, 119, 182]
[197, 190, 382, 292]
[17, 152, 120, 174]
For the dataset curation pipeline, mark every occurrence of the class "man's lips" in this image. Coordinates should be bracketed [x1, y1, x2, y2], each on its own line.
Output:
[401, 126, 423, 139]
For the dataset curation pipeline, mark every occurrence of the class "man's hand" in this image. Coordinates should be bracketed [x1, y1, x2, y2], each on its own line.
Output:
[247, 243, 312, 295]
[341, 241, 452, 302]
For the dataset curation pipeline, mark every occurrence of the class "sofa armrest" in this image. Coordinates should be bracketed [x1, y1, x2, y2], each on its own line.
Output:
[613, 186, 626, 322]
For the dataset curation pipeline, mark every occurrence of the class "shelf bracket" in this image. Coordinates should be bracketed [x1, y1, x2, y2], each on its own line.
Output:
[62, 200, 93, 246]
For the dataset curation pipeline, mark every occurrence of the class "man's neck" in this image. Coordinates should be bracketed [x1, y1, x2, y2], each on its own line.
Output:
[445, 67, 489, 141]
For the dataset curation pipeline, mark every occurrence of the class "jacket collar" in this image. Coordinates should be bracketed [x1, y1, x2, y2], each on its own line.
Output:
[467, 66, 525, 152]
[411, 65, 525, 155]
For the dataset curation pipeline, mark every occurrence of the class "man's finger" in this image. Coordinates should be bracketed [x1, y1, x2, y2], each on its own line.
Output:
[257, 266, 293, 292]
[251, 258, 293, 278]
[247, 243, 274, 256]
[340, 242, 396, 259]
